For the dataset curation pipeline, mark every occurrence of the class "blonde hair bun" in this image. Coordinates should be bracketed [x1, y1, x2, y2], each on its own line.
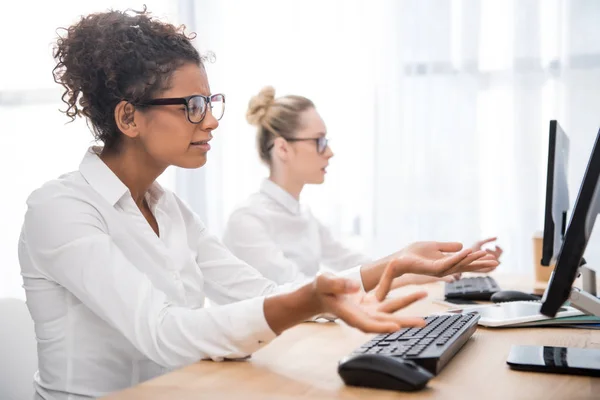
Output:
[246, 86, 276, 127]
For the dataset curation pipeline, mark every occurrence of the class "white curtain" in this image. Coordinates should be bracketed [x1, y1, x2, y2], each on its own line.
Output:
[188, 0, 600, 275]
[3, 0, 600, 299]
[370, 0, 600, 273]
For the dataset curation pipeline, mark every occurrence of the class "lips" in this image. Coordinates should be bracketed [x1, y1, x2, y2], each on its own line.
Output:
[190, 137, 212, 152]
[191, 133, 213, 146]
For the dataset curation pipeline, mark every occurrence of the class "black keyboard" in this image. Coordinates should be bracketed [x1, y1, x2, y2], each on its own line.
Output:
[345, 313, 480, 375]
[445, 276, 501, 301]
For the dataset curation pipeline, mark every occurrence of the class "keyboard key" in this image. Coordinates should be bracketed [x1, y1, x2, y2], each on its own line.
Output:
[445, 276, 501, 301]
[345, 314, 480, 375]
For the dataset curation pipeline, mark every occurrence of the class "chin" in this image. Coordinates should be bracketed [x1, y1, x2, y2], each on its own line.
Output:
[307, 175, 326, 185]
[177, 154, 208, 169]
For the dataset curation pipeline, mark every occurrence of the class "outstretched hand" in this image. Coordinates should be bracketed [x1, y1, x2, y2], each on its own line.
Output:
[471, 237, 503, 272]
[313, 261, 427, 333]
[397, 241, 499, 277]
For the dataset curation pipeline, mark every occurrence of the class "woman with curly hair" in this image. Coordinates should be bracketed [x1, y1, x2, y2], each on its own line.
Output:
[18, 8, 498, 399]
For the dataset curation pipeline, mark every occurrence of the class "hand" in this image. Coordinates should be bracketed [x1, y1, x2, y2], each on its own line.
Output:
[472, 237, 503, 272]
[313, 262, 428, 333]
[359, 241, 496, 292]
[397, 241, 499, 277]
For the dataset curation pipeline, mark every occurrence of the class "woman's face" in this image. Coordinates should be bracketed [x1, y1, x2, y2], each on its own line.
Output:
[133, 63, 220, 170]
[284, 107, 334, 185]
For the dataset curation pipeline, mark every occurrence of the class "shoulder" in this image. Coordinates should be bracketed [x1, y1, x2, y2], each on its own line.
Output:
[228, 191, 273, 222]
[21, 172, 110, 254]
[223, 197, 273, 241]
[25, 171, 104, 222]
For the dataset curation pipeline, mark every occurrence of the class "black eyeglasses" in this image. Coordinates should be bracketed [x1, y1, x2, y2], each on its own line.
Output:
[268, 136, 329, 154]
[136, 94, 225, 124]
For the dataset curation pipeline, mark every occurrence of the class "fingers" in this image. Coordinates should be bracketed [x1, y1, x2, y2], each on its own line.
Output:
[480, 253, 498, 260]
[454, 250, 488, 269]
[455, 258, 500, 273]
[326, 297, 426, 333]
[432, 248, 473, 275]
[443, 248, 473, 265]
[484, 248, 501, 258]
[465, 254, 499, 267]
[327, 301, 400, 333]
[436, 241, 464, 253]
[487, 246, 504, 260]
[439, 250, 497, 276]
[369, 312, 426, 328]
[345, 316, 400, 333]
[315, 273, 360, 296]
[374, 261, 397, 302]
[427, 249, 499, 277]
[456, 256, 499, 273]
[377, 291, 427, 313]
[474, 237, 497, 248]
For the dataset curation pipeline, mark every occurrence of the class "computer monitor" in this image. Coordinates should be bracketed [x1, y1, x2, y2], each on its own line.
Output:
[540, 127, 600, 318]
[541, 120, 571, 266]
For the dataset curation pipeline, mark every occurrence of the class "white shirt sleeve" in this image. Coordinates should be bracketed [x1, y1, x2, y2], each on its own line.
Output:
[190, 219, 311, 303]
[317, 220, 372, 273]
[220, 211, 313, 286]
[21, 193, 277, 368]
[222, 210, 365, 290]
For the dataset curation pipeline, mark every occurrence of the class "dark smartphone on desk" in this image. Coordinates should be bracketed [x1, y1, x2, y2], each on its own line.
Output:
[507, 345, 600, 377]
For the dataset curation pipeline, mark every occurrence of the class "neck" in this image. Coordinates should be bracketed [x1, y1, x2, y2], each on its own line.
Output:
[269, 169, 304, 200]
[100, 145, 166, 208]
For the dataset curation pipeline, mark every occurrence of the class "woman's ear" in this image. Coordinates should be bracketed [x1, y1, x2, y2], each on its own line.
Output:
[114, 101, 140, 139]
[272, 137, 290, 162]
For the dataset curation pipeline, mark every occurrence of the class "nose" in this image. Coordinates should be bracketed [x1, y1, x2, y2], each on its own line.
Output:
[324, 144, 334, 159]
[200, 108, 219, 132]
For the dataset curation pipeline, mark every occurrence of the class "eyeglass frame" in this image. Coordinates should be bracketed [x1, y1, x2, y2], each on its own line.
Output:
[134, 93, 225, 124]
[267, 136, 329, 154]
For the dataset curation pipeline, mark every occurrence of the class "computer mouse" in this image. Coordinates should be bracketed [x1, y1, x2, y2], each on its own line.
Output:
[490, 290, 541, 303]
[338, 353, 434, 392]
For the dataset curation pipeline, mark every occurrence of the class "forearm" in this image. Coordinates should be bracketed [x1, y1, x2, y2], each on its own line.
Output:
[359, 252, 408, 292]
[263, 283, 322, 335]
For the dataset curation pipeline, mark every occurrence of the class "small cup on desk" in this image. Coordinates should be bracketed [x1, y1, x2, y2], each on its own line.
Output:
[532, 231, 555, 294]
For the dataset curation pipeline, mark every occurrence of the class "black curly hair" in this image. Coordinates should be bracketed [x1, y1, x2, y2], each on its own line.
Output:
[53, 7, 202, 152]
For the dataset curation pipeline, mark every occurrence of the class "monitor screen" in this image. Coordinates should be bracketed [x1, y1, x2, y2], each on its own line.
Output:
[541, 127, 600, 317]
[541, 120, 570, 266]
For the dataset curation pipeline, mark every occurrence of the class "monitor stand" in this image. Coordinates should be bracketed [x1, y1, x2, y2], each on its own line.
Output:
[569, 264, 600, 317]
[507, 264, 600, 377]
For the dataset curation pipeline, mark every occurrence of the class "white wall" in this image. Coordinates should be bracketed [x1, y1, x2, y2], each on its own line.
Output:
[3, 0, 600, 299]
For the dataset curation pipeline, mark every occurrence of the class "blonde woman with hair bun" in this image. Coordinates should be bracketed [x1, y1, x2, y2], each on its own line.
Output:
[222, 87, 502, 290]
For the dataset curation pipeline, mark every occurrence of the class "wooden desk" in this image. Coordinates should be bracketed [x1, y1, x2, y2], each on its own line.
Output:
[104, 275, 600, 400]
